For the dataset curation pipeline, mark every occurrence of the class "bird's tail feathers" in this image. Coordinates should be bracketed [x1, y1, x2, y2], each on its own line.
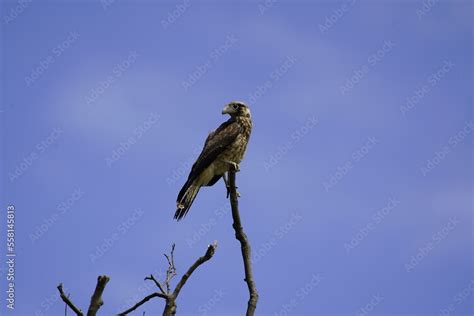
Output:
[174, 183, 200, 220]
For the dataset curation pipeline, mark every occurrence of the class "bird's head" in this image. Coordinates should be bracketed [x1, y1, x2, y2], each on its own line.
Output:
[222, 101, 251, 118]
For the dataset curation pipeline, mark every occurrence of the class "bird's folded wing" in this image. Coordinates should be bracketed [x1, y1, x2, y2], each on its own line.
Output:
[187, 120, 241, 184]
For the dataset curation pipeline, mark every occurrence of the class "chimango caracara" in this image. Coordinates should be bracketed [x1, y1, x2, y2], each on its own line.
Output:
[174, 101, 252, 220]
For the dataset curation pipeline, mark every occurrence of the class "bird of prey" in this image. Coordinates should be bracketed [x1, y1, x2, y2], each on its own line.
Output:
[174, 101, 252, 220]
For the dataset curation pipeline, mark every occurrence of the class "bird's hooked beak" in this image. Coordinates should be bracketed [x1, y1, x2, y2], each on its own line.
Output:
[222, 104, 233, 115]
[222, 101, 247, 116]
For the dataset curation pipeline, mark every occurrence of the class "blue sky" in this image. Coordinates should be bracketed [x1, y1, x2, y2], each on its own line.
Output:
[0, 0, 472, 315]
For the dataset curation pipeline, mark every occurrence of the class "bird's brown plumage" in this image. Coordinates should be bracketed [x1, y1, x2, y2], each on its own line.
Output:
[174, 102, 252, 220]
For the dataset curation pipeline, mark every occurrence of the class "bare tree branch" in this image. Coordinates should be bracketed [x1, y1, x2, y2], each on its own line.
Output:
[172, 241, 217, 298]
[65, 294, 69, 316]
[117, 292, 167, 315]
[228, 169, 259, 316]
[57, 171, 254, 316]
[118, 242, 218, 316]
[57, 283, 83, 316]
[163, 244, 177, 294]
[57, 276, 110, 316]
[87, 275, 110, 316]
[144, 274, 167, 295]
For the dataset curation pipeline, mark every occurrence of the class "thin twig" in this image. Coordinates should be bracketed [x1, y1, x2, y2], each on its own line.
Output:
[163, 244, 177, 294]
[144, 274, 167, 295]
[228, 169, 259, 316]
[87, 275, 110, 316]
[117, 292, 167, 316]
[57, 284, 83, 316]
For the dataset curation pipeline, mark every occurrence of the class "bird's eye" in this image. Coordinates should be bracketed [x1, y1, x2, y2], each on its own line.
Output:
[233, 104, 239, 110]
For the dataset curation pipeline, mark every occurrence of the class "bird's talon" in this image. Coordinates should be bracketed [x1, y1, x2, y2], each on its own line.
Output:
[225, 160, 240, 172]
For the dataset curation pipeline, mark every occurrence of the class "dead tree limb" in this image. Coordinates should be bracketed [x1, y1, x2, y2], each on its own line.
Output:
[87, 275, 110, 316]
[57, 283, 83, 316]
[117, 292, 167, 315]
[172, 241, 217, 298]
[57, 275, 110, 316]
[118, 242, 217, 316]
[228, 169, 259, 316]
